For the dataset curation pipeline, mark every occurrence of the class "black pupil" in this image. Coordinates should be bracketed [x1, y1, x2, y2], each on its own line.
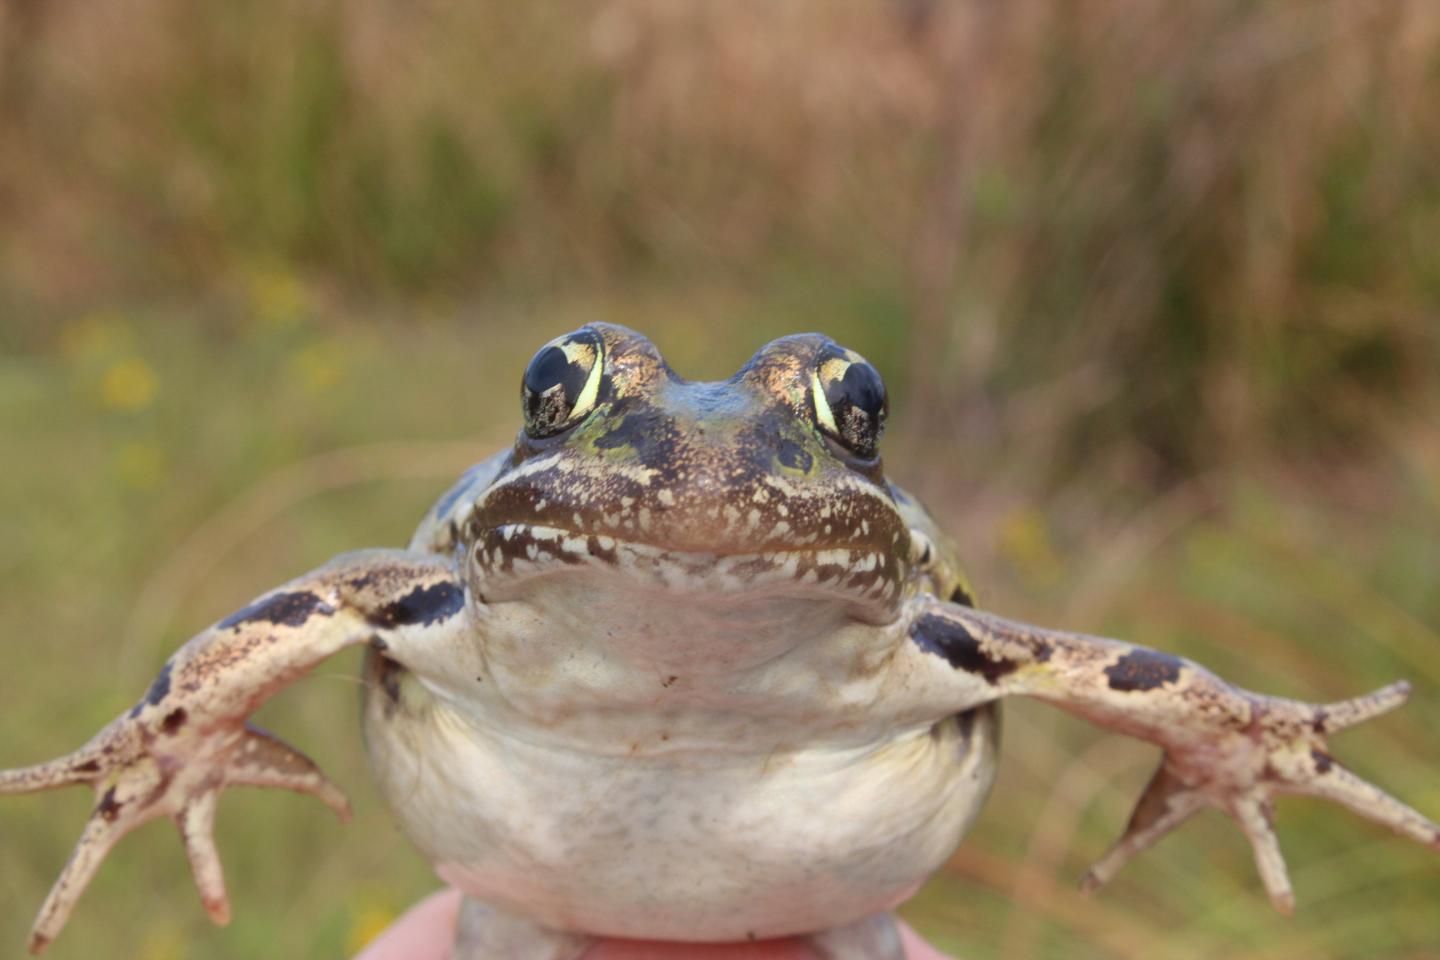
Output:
[523, 342, 589, 434]
[832, 363, 884, 418]
[822, 360, 885, 458]
[524, 346, 579, 400]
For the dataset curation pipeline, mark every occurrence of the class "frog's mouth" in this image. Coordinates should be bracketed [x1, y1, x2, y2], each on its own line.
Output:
[469, 522, 904, 623]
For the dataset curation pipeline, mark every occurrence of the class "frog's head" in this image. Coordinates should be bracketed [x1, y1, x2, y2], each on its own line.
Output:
[467, 324, 914, 626]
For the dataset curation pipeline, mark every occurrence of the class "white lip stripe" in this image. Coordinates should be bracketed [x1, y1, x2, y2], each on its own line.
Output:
[471, 524, 904, 615]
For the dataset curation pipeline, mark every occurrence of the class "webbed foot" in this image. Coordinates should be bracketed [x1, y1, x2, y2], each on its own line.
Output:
[1, 719, 347, 953]
[1081, 681, 1440, 912]
[2, 549, 466, 953]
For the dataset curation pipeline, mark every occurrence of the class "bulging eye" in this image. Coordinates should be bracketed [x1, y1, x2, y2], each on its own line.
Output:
[521, 329, 604, 438]
[811, 345, 887, 459]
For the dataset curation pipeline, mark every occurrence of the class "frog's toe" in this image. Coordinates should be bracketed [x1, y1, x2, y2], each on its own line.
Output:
[228, 724, 351, 822]
[1314, 680, 1411, 734]
[1288, 756, 1440, 851]
[1080, 763, 1205, 896]
[7, 721, 349, 952]
[1232, 794, 1294, 914]
[177, 788, 231, 925]
[0, 746, 108, 795]
[27, 757, 165, 954]
[1278, 681, 1440, 852]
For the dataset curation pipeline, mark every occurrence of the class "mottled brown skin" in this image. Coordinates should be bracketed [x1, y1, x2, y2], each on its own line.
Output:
[469, 328, 907, 599]
[899, 600, 1438, 907]
[0, 552, 469, 953]
[1, 324, 1436, 959]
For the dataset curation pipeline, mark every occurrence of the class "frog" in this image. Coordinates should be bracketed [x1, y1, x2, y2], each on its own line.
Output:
[3, 323, 1437, 959]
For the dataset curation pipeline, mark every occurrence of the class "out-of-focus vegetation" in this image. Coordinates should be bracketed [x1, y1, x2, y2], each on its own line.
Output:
[0, 2, 1437, 958]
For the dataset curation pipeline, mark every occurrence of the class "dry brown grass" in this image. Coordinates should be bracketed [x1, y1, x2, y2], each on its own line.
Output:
[1, 3, 1438, 956]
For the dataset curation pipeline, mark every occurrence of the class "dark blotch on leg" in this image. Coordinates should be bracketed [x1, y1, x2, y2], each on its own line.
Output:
[909, 613, 1022, 684]
[161, 708, 187, 736]
[369, 581, 465, 628]
[948, 585, 975, 607]
[219, 591, 333, 630]
[130, 661, 175, 717]
[1311, 749, 1334, 774]
[96, 786, 121, 822]
[1104, 649, 1183, 692]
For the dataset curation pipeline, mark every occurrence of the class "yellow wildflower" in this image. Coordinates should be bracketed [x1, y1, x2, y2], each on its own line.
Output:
[346, 899, 397, 954]
[99, 357, 159, 413]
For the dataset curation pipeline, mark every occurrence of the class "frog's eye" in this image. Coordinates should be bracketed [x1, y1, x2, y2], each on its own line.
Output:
[521, 329, 604, 439]
[811, 346, 887, 460]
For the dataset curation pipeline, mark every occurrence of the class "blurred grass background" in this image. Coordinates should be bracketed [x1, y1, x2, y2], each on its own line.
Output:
[1, 1, 1438, 957]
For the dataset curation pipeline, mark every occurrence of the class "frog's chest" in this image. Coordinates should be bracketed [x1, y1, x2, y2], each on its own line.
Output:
[362, 689, 999, 941]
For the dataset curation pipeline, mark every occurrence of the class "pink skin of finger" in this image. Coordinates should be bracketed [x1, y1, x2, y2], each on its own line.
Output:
[353, 890, 955, 960]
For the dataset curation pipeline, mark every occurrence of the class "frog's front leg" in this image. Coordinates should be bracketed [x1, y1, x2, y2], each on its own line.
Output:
[0, 549, 467, 954]
[903, 596, 1440, 912]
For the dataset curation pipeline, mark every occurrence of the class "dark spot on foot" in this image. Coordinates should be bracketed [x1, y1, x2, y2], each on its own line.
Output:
[369, 581, 465, 628]
[1104, 649, 1183, 692]
[948, 585, 975, 607]
[1311, 709, 1328, 734]
[96, 786, 121, 821]
[1311, 749, 1333, 774]
[909, 613, 1021, 683]
[75, 760, 100, 774]
[161, 708, 187, 735]
[220, 591, 333, 630]
[662, 675, 678, 688]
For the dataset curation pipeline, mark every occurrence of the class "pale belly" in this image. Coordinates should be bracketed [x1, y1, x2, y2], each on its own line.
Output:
[361, 663, 999, 942]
